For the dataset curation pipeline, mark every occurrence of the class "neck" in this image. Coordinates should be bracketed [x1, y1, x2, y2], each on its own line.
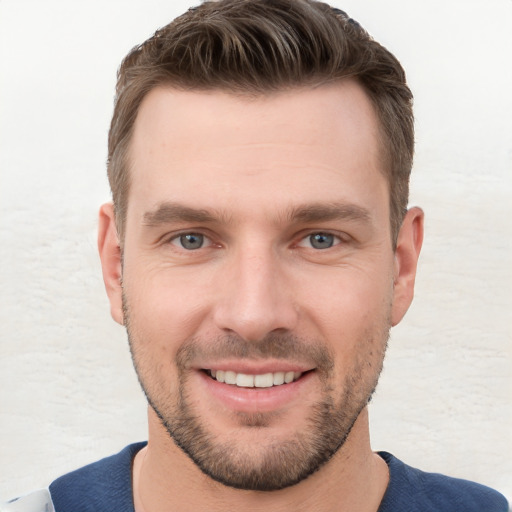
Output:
[133, 407, 389, 512]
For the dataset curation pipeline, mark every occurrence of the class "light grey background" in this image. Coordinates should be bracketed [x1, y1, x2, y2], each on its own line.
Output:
[1, 0, 511, 502]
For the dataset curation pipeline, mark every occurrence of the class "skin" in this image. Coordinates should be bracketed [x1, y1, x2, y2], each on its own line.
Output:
[98, 80, 423, 511]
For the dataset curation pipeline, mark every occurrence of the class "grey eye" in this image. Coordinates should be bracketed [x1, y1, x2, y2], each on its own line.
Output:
[309, 233, 335, 249]
[179, 233, 204, 250]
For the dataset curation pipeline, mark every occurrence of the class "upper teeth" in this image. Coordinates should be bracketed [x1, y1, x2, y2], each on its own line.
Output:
[210, 370, 302, 388]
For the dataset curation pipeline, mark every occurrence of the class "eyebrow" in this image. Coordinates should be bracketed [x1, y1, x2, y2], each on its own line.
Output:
[143, 203, 221, 226]
[142, 201, 372, 227]
[286, 202, 372, 225]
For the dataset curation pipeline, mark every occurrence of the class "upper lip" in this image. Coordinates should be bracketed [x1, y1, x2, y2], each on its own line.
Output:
[195, 360, 315, 374]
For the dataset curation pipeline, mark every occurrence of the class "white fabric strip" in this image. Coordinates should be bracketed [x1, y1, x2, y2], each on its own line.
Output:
[0, 489, 54, 512]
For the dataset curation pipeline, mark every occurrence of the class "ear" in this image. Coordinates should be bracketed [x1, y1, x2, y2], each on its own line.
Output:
[98, 203, 124, 325]
[391, 207, 424, 326]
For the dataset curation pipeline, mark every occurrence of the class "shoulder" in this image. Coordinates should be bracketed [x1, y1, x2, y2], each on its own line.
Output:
[1, 444, 146, 512]
[48, 442, 146, 512]
[378, 452, 509, 512]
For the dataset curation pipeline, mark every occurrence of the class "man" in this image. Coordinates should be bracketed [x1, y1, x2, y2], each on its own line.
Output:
[3, 1, 508, 511]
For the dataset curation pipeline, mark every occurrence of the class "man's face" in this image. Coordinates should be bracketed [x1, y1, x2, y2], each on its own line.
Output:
[103, 81, 416, 491]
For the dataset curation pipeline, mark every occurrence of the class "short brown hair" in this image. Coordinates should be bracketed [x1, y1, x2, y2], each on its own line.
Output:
[108, 0, 414, 245]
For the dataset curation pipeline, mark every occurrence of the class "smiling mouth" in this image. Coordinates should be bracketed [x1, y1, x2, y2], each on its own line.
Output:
[205, 369, 306, 388]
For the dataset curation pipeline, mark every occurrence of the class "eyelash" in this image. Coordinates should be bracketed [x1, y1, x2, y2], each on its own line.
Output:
[168, 232, 214, 250]
[165, 230, 346, 252]
[298, 231, 345, 250]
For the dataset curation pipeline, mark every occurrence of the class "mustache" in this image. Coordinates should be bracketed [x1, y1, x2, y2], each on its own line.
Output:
[175, 332, 335, 372]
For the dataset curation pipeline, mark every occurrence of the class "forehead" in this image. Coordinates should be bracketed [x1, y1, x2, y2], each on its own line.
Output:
[126, 81, 387, 225]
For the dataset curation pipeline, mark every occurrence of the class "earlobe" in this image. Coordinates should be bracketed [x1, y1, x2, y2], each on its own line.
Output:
[98, 203, 124, 325]
[391, 207, 424, 326]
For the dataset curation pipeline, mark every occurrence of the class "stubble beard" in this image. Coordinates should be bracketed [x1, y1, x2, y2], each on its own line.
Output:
[123, 297, 389, 491]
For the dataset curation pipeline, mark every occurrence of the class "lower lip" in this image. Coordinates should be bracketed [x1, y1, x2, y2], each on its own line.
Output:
[197, 371, 315, 413]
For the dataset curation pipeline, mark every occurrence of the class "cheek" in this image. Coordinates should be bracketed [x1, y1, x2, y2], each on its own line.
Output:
[125, 265, 213, 339]
[300, 269, 392, 381]
[302, 267, 393, 333]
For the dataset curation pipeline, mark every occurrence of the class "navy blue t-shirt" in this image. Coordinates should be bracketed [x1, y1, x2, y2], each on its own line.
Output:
[49, 443, 509, 512]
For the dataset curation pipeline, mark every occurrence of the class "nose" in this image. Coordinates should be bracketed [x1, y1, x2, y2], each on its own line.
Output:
[212, 245, 299, 342]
